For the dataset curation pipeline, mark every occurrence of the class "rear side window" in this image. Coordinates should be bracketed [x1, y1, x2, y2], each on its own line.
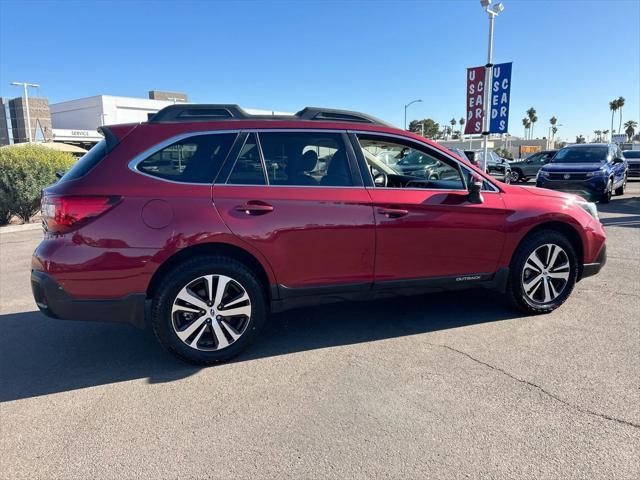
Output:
[137, 133, 236, 183]
[59, 139, 107, 182]
[227, 133, 266, 185]
[259, 132, 353, 187]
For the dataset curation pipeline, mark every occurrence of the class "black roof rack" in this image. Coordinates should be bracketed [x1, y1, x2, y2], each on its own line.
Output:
[148, 104, 392, 127]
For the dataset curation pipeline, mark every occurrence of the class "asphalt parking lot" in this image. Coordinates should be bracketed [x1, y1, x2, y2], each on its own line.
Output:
[1, 183, 639, 480]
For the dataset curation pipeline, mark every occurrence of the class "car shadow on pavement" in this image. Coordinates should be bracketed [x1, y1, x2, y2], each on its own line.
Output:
[598, 195, 640, 229]
[0, 289, 521, 403]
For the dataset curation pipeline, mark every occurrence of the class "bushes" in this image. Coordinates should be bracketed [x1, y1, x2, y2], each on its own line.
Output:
[0, 145, 76, 224]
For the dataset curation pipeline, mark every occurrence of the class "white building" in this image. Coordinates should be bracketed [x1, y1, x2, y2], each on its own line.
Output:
[51, 95, 179, 131]
[50, 95, 292, 146]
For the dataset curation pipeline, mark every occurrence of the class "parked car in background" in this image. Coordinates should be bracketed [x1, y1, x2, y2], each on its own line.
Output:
[536, 143, 628, 203]
[447, 147, 470, 162]
[464, 149, 512, 183]
[508, 150, 557, 183]
[32, 104, 606, 364]
[623, 149, 640, 178]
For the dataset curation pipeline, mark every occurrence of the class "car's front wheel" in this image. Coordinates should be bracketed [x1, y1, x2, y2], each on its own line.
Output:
[506, 230, 578, 314]
[151, 255, 267, 365]
[614, 175, 627, 196]
[510, 169, 521, 183]
[600, 179, 613, 203]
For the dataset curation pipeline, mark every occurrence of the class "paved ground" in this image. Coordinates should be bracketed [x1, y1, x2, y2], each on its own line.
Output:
[1, 182, 639, 480]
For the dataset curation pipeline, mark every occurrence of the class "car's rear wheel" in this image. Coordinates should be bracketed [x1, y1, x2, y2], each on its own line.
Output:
[614, 175, 627, 196]
[506, 230, 577, 314]
[151, 255, 266, 365]
[510, 169, 521, 183]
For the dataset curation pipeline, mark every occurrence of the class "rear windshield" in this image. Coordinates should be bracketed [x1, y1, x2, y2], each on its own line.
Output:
[59, 139, 107, 182]
[623, 150, 640, 159]
[553, 146, 608, 163]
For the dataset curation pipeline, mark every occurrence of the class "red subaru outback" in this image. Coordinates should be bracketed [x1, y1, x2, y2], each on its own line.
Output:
[31, 105, 606, 364]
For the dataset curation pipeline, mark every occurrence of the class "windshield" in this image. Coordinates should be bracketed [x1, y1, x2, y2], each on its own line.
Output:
[553, 146, 608, 163]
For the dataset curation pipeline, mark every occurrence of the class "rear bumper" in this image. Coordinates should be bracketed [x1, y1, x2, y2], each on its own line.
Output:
[31, 270, 146, 328]
[580, 243, 606, 280]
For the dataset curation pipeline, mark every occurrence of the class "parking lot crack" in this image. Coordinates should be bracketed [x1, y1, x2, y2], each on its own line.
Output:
[433, 343, 640, 430]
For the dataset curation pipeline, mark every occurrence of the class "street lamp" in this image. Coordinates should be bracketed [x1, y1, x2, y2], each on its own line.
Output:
[479, 1, 504, 172]
[404, 99, 422, 130]
[10, 81, 40, 143]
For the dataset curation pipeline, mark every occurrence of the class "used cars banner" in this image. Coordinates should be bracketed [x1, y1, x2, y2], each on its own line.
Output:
[464, 66, 485, 135]
[489, 62, 512, 134]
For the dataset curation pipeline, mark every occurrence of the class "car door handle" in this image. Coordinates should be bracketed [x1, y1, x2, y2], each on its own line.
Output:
[235, 201, 274, 215]
[377, 207, 409, 218]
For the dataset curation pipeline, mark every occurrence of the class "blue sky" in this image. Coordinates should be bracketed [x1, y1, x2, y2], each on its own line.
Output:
[1, 0, 638, 141]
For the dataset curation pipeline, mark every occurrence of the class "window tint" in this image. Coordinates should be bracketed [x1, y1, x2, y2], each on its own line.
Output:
[553, 146, 608, 163]
[259, 132, 353, 187]
[137, 133, 236, 183]
[227, 133, 266, 185]
[59, 139, 107, 182]
[357, 135, 465, 190]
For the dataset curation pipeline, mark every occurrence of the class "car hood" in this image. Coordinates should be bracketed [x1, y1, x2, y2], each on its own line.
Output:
[541, 162, 604, 172]
[516, 185, 581, 201]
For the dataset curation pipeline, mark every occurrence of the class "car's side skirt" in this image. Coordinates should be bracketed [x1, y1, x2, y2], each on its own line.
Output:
[270, 268, 510, 313]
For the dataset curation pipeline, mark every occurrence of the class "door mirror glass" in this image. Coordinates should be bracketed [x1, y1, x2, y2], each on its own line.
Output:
[468, 175, 484, 204]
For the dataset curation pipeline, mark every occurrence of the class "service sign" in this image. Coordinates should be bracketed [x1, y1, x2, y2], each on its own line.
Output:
[464, 66, 485, 135]
[489, 62, 512, 133]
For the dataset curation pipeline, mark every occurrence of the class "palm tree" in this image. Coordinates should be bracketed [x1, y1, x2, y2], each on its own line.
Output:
[624, 120, 638, 141]
[603, 129, 609, 142]
[522, 117, 530, 139]
[576, 134, 585, 144]
[526, 107, 537, 138]
[459, 117, 465, 135]
[549, 116, 558, 142]
[617, 96, 625, 134]
[594, 130, 601, 142]
[610, 100, 618, 133]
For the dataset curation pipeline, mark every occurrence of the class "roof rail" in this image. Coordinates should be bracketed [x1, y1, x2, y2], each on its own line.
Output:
[148, 104, 392, 127]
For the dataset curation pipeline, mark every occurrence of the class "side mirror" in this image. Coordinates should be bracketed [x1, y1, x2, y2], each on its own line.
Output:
[613, 157, 624, 164]
[468, 176, 484, 204]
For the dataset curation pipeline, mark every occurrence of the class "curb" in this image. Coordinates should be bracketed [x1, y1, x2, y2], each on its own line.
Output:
[0, 223, 42, 234]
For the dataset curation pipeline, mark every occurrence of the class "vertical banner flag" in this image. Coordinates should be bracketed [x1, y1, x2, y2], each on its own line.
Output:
[489, 62, 512, 133]
[464, 66, 485, 135]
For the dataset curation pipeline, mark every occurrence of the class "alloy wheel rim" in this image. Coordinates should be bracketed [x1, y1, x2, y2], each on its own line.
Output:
[171, 275, 251, 351]
[521, 244, 570, 304]
[510, 171, 519, 182]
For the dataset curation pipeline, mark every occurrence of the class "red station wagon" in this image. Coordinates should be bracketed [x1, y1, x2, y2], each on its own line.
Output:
[31, 105, 607, 364]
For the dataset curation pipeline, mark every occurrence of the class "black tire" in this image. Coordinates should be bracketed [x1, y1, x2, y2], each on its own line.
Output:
[614, 175, 627, 196]
[600, 179, 612, 203]
[151, 255, 267, 365]
[506, 230, 578, 314]
[510, 169, 521, 183]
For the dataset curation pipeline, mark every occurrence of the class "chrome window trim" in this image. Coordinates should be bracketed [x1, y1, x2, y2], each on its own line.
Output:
[220, 128, 361, 189]
[127, 129, 241, 185]
[348, 129, 500, 193]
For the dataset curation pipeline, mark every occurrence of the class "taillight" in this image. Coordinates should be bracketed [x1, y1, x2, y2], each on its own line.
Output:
[41, 195, 121, 233]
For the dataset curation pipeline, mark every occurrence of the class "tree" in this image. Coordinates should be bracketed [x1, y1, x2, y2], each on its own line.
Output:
[603, 129, 609, 142]
[549, 116, 558, 142]
[526, 107, 537, 138]
[408, 118, 439, 139]
[624, 120, 638, 141]
[576, 134, 585, 144]
[617, 96, 625, 134]
[459, 117, 465, 137]
[594, 130, 602, 142]
[522, 117, 531, 139]
[610, 99, 618, 133]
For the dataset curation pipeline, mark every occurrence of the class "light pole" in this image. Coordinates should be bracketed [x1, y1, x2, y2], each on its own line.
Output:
[11, 81, 40, 143]
[404, 99, 422, 130]
[479, 1, 504, 172]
